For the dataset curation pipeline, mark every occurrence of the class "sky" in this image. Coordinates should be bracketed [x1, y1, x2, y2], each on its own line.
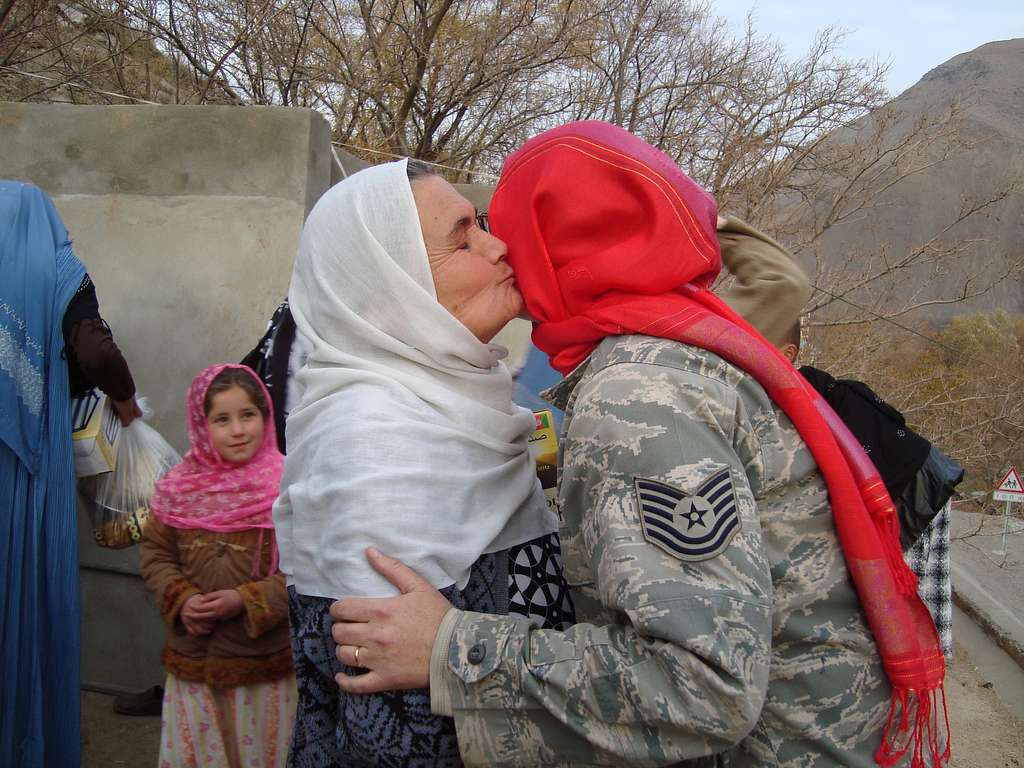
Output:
[711, 0, 1024, 95]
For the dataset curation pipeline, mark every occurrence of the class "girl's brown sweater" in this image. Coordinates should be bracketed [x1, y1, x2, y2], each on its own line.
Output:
[140, 519, 293, 688]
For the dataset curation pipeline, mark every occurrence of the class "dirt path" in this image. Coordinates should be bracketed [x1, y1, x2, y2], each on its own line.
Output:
[81, 688, 160, 767]
[81, 643, 1024, 767]
[946, 644, 1024, 767]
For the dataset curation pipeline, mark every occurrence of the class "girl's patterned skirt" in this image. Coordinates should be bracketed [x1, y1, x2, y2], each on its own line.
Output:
[158, 673, 297, 768]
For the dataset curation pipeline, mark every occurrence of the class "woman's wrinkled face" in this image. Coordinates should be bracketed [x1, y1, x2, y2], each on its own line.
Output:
[412, 175, 523, 342]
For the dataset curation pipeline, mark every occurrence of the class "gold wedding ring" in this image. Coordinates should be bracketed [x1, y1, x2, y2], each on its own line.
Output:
[354, 646, 361, 667]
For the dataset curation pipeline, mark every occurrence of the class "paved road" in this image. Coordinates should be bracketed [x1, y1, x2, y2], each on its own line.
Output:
[950, 508, 1024, 669]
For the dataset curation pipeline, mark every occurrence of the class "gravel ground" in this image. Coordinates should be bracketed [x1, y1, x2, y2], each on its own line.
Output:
[946, 644, 1024, 767]
[81, 643, 1024, 767]
[81, 688, 161, 767]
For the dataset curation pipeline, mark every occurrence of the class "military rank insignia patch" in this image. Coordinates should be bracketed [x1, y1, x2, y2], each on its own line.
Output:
[634, 469, 740, 562]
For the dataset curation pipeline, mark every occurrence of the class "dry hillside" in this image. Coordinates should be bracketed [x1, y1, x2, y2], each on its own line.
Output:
[793, 39, 1024, 325]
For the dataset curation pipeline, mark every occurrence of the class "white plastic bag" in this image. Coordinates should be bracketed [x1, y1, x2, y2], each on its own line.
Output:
[78, 399, 181, 548]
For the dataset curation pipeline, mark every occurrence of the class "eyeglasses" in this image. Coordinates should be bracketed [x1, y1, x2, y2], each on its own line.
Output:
[476, 211, 489, 233]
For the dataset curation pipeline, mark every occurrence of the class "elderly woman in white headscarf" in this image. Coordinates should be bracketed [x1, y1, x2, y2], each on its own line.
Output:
[274, 159, 573, 767]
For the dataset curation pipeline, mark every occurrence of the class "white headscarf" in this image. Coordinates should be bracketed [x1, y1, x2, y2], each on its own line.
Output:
[273, 159, 556, 599]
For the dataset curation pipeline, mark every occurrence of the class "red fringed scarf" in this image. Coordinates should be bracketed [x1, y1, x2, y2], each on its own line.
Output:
[491, 121, 949, 767]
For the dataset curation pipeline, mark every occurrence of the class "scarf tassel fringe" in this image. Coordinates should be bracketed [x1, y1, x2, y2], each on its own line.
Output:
[876, 685, 951, 768]
[252, 527, 280, 579]
[863, 487, 919, 597]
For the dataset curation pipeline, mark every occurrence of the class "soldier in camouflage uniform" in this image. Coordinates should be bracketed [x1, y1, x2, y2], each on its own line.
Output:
[331, 331, 897, 767]
[424, 334, 895, 767]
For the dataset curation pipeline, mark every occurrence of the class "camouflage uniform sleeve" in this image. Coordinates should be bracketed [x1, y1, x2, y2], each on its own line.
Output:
[432, 360, 773, 767]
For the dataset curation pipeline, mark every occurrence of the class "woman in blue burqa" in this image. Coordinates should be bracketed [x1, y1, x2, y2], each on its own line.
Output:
[0, 179, 86, 767]
[0, 181, 140, 767]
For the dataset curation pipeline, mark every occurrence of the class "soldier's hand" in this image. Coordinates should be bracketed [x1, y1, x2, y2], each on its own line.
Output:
[330, 547, 451, 693]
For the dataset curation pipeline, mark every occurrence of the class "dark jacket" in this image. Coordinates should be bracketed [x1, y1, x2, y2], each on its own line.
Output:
[62, 274, 135, 400]
[241, 300, 295, 453]
[799, 366, 963, 547]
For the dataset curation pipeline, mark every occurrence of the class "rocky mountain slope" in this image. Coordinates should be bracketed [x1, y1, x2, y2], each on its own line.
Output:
[801, 39, 1024, 323]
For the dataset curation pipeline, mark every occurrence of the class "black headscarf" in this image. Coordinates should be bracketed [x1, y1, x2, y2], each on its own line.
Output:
[799, 366, 931, 499]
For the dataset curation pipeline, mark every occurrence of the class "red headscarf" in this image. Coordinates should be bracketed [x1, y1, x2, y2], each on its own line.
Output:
[491, 121, 948, 767]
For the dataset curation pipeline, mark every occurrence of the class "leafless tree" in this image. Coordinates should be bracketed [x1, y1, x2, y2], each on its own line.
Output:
[803, 314, 1024, 496]
[761, 99, 1023, 328]
[560, 2, 889, 206]
[303, 0, 587, 173]
[4, 0, 1020, 488]
[97, 0, 589, 175]
[0, 1, 217, 104]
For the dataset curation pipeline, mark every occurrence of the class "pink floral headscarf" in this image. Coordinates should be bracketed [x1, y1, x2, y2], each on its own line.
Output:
[150, 364, 284, 534]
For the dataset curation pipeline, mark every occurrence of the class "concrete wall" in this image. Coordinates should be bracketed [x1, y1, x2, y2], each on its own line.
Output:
[1, 102, 334, 448]
[1, 102, 335, 690]
[0, 101, 531, 690]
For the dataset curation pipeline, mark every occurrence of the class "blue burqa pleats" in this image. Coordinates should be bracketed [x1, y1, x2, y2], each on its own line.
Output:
[0, 181, 86, 768]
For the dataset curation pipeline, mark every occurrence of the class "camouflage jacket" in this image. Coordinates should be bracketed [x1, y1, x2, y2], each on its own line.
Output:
[430, 335, 894, 767]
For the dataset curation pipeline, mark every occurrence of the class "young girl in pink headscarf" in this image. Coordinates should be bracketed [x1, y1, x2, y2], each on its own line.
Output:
[141, 364, 295, 768]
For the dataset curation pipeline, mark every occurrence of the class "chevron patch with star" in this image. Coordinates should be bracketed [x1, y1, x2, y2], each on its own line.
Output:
[634, 469, 740, 562]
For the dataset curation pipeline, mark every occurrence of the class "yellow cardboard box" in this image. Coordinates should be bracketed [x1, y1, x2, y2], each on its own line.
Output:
[71, 390, 121, 477]
[529, 410, 560, 519]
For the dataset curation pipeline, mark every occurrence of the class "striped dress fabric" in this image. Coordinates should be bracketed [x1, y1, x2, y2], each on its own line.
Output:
[158, 673, 297, 768]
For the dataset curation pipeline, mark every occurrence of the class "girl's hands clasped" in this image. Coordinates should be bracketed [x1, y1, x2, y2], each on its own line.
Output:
[181, 593, 216, 636]
[180, 589, 245, 635]
[204, 589, 245, 620]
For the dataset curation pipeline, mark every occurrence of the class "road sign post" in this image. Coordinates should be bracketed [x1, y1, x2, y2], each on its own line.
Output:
[992, 467, 1023, 556]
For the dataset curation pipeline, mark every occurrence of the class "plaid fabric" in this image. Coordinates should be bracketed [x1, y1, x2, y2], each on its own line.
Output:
[904, 504, 952, 656]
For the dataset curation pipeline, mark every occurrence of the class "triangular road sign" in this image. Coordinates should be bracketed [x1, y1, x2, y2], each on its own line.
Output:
[995, 467, 1024, 496]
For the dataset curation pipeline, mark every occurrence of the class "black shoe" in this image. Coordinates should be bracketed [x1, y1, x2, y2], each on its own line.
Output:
[112, 685, 164, 716]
